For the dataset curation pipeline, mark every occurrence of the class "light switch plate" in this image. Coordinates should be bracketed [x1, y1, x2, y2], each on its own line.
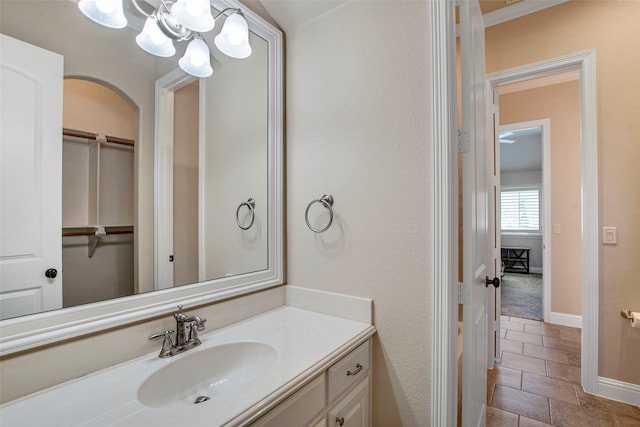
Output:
[603, 227, 617, 245]
[553, 224, 561, 234]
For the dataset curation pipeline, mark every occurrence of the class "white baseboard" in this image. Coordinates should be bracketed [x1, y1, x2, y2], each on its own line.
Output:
[593, 377, 640, 406]
[548, 311, 582, 328]
[530, 267, 543, 274]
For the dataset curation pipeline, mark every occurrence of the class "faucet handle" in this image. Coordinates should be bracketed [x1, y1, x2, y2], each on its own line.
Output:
[196, 318, 207, 331]
[149, 329, 174, 341]
[149, 330, 175, 358]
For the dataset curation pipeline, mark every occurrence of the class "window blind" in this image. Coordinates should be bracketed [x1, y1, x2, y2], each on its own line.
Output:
[501, 187, 540, 232]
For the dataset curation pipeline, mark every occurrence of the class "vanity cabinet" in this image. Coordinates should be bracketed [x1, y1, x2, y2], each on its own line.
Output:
[251, 374, 326, 427]
[251, 339, 371, 427]
[328, 378, 369, 427]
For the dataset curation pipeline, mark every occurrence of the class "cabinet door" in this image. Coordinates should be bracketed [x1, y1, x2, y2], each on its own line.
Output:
[328, 378, 369, 427]
[251, 374, 326, 427]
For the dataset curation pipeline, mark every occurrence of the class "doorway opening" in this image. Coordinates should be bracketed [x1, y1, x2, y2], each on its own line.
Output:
[494, 71, 583, 328]
[498, 123, 546, 322]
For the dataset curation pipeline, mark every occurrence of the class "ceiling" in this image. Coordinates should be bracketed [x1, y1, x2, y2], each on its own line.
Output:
[500, 127, 542, 173]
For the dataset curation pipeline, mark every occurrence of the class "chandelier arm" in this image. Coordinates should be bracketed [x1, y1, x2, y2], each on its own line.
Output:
[129, 0, 154, 18]
[159, 0, 172, 13]
[213, 7, 242, 21]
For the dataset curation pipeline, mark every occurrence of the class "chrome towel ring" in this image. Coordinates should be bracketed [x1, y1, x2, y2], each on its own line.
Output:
[305, 194, 334, 233]
[236, 198, 256, 230]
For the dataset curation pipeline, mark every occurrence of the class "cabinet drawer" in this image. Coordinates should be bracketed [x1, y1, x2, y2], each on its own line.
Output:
[328, 340, 370, 403]
[250, 374, 326, 427]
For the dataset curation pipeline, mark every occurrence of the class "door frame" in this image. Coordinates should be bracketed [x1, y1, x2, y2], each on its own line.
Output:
[429, 0, 459, 424]
[486, 51, 598, 396]
[428, 0, 600, 421]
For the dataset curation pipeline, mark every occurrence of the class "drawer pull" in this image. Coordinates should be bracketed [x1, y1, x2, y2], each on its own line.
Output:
[347, 363, 363, 376]
[336, 416, 345, 426]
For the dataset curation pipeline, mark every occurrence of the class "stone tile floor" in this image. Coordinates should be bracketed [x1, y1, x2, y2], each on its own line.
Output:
[487, 316, 640, 426]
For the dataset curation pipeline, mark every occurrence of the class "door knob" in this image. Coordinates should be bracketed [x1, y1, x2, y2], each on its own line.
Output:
[485, 276, 500, 288]
[45, 268, 58, 279]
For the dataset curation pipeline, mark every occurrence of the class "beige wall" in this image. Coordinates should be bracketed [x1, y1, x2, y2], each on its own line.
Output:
[499, 81, 582, 316]
[486, 0, 640, 384]
[284, 2, 432, 425]
[203, 32, 269, 280]
[173, 82, 200, 286]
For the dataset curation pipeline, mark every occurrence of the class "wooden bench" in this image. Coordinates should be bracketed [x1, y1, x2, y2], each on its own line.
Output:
[501, 247, 530, 274]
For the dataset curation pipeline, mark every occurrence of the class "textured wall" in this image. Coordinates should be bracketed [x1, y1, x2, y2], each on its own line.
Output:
[283, 2, 432, 425]
[486, 0, 640, 384]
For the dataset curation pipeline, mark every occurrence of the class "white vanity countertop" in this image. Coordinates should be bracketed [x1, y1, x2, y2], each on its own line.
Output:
[0, 305, 375, 427]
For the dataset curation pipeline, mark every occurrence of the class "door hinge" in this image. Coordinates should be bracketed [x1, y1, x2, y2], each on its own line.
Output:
[457, 281, 471, 305]
[457, 129, 470, 153]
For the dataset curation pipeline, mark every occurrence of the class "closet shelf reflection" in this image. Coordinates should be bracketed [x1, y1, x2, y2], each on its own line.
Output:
[62, 226, 133, 258]
[62, 225, 134, 237]
[63, 128, 135, 147]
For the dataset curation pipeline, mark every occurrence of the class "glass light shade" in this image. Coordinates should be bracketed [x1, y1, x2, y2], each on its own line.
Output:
[78, 0, 127, 29]
[214, 13, 251, 59]
[179, 38, 213, 78]
[171, 0, 215, 32]
[136, 18, 176, 57]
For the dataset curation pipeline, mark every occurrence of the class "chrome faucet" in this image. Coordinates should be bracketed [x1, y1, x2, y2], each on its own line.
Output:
[149, 305, 207, 358]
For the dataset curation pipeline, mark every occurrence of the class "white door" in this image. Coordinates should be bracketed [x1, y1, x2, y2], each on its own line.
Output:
[0, 34, 64, 319]
[459, 1, 492, 426]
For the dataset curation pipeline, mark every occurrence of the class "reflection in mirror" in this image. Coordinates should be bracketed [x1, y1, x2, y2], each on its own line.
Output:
[62, 78, 137, 307]
[0, 0, 282, 350]
[154, 29, 269, 291]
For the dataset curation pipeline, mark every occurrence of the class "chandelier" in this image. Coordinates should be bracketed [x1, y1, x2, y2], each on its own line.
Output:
[77, 0, 252, 78]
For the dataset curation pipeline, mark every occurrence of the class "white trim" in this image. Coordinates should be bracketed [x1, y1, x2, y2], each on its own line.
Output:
[548, 312, 582, 329]
[595, 377, 640, 407]
[430, 0, 458, 425]
[483, 0, 570, 28]
[500, 234, 543, 239]
[497, 69, 579, 95]
[529, 267, 543, 275]
[487, 50, 599, 397]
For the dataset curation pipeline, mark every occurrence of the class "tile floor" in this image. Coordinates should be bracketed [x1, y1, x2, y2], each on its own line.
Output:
[487, 316, 640, 426]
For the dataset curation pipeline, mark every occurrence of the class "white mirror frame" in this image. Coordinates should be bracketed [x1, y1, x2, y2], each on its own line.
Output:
[0, 0, 283, 356]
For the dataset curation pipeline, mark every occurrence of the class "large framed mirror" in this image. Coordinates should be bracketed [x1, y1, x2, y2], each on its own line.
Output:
[0, 0, 283, 355]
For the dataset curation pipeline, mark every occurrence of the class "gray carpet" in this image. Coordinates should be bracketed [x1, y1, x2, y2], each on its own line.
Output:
[500, 273, 543, 321]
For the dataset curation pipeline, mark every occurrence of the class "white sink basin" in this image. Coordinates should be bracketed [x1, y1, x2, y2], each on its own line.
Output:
[138, 341, 276, 408]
